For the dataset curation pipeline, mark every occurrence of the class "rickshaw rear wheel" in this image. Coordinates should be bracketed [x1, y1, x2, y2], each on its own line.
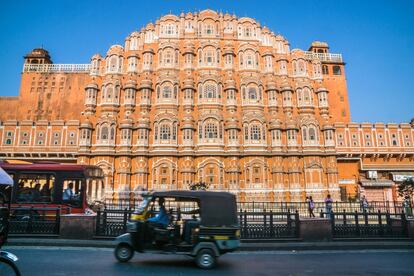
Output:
[114, 243, 134, 262]
[195, 248, 217, 269]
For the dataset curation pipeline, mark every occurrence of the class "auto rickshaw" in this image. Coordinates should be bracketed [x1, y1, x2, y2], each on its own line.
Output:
[114, 190, 240, 269]
[0, 166, 20, 276]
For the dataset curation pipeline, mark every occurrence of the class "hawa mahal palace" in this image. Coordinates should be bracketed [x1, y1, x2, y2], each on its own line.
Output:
[0, 10, 413, 202]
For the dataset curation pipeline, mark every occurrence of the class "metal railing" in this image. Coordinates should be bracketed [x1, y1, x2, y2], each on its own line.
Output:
[103, 200, 404, 217]
[304, 52, 343, 63]
[23, 63, 91, 73]
[237, 201, 403, 216]
[8, 206, 70, 236]
[239, 210, 299, 240]
[95, 208, 300, 240]
[320, 210, 409, 239]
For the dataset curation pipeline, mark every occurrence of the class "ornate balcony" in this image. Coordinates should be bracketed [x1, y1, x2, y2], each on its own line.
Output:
[304, 52, 343, 63]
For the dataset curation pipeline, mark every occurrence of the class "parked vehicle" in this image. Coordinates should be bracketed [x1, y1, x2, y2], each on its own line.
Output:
[114, 190, 240, 269]
[0, 161, 104, 213]
[0, 166, 21, 276]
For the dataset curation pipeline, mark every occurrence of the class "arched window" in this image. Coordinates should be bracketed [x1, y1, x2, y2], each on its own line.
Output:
[248, 87, 257, 100]
[164, 50, 173, 65]
[250, 125, 261, 140]
[110, 127, 115, 140]
[333, 66, 342, 75]
[205, 123, 218, 139]
[204, 50, 214, 64]
[298, 59, 306, 74]
[106, 86, 113, 99]
[204, 83, 217, 98]
[245, 54, 254, 67]
[309, 127, 316, 141]
[162, 85, 172, 98]
[101, 126, 109, 140]
[302, 128, 307, 141]
[322, 65, 329, 75]
[160, 124, 171, 140]
[109, 56, 118, 72]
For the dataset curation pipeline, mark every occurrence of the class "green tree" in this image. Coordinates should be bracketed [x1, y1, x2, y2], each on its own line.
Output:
[398, 178, 414, 199]
[188, 181, 209, 191]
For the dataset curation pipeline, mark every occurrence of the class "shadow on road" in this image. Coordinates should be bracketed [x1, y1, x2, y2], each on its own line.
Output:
[116, 255, 234, 271]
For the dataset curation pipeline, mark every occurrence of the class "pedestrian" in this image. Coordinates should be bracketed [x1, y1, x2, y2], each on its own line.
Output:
[403, 196, 412, 217]
[360, 195, 369, 212]
[325, 194, 333, 219]
[308, 196, 315, 218]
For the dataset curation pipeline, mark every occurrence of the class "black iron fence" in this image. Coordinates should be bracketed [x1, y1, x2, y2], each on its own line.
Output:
[239, 210, 299, 240]
[237, 201, 404, 215]
[95, 208, 132, 237]
[9, 207, 69, 236]
[95, 208, 300, 240]
[103, 199, 404, 217]
[320, 210, 409, 239]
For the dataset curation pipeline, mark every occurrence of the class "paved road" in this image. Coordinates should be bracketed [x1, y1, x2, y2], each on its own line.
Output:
[3, 246, 414, 275]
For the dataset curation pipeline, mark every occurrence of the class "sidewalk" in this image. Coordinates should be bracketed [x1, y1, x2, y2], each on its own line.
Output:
[5, 238, 414, 251]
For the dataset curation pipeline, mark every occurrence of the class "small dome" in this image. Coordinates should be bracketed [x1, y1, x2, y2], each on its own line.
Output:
[107, 45, 124, 55]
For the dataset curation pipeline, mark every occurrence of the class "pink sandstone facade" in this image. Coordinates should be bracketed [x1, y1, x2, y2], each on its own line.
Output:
[0, 10, 413, 202]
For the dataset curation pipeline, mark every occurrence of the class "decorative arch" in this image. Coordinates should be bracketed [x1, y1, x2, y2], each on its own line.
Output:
[197, 158, 224, 189]
[244, 158, 268, 189]
[152, 158, 178, 190]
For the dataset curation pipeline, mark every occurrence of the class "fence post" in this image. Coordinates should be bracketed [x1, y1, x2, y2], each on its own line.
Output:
[96, 209, 101, 236]
[269, 210, 274, 238]
[287, 209, 291, 230]
[55, 207, 61, 235]
[243, 210, 247, 238]
[364, 209, 368, 226]
[342, 209, 346, 225]
[263, 209, 267, 238]
[401, 212, 408, 237]
[27, 207, 33, 234]
[123, 208, 128, 233]
[103, 209, 107, 235]
[355, 210, 359, 236]
[386, 211, 391, 235]
[295, 210, 300, 237]
[378, 210, 383, 236]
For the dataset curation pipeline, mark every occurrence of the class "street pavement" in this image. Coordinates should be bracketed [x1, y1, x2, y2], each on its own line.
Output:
[3, 246, 414, 275]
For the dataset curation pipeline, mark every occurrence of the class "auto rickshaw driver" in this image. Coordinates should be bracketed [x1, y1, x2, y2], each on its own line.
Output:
[147, 198, 169, 228]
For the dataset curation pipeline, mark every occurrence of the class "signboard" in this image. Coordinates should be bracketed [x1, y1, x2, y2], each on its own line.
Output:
[338, 179, 355, 185]
[392, 174, 414, 182]
[366, 170, 378, 179]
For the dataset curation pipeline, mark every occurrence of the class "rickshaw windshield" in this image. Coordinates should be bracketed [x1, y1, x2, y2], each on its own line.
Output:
[135, 197, 151, 214]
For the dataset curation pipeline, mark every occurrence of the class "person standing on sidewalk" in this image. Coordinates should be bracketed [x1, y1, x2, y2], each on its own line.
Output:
[308, 196, 315, 217]
[325, 194, 333, 219]
[360, 195, 369, 212]
[403, 196, 413, 217]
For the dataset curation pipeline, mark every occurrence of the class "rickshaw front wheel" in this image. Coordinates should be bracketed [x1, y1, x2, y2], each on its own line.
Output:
[114, 243, 134, 262]
[195, 248, 217, 269]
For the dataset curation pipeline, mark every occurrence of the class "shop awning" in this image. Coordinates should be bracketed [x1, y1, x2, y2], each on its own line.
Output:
[360, 179, 394, 187]
[391, 172, 414, 182]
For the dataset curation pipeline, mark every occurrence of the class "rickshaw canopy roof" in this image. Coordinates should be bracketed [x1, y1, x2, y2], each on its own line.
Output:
[152, 190, 238, 227]
[0, 166, 13, 186]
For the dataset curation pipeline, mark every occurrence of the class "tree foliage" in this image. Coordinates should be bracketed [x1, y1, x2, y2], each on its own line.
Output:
[398, 178, 414, 198]
[188, 181, 209, 191]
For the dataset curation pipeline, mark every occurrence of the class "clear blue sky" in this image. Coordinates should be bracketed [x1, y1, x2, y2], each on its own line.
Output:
[0, 0, 413, 123]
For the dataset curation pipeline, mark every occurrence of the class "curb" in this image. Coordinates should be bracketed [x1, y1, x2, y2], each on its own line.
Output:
[5, 238, 414, 251]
